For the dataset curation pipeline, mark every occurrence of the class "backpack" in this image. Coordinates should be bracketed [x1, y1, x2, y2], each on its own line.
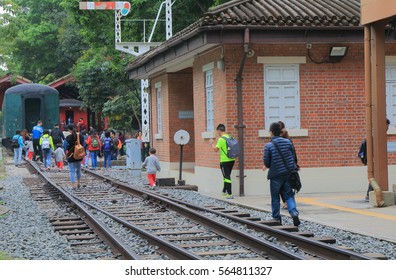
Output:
[116, 139, 122, 150]
[51, 128, 61, 143]
[358, 139, 367, 165]
[91, 136, 99, 148]
[221, 136, 240, 159]
[103, 138, 113, 152]
[73, 133, 85, 160]
[11, 136, 20, 149]
[41, 137, 50, 151]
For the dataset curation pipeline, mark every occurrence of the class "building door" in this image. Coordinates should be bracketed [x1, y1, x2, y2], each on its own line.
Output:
[65, 110, 74, 126]
[264, 65, 300, 129]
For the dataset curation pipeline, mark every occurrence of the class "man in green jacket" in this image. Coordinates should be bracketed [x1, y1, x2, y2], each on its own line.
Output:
[209, 124, 236, 199]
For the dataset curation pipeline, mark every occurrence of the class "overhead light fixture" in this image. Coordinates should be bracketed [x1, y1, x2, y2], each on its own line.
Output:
[329, 46, 348, 62]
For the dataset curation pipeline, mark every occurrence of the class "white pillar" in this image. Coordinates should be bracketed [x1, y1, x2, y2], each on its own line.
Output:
[141, 79, 150, 142]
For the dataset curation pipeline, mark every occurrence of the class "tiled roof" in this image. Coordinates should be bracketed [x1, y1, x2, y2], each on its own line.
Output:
[127, 0, 361, 72]
[203, 0, 360, 27]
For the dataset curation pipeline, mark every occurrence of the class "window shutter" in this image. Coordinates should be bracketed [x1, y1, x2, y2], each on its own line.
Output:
[264, 65, 300, 129]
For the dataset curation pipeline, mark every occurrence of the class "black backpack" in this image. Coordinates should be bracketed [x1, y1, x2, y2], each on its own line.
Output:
[358, 140, 367, 165]
[11, 136, 20, 149]
[51, 128, 61, 142]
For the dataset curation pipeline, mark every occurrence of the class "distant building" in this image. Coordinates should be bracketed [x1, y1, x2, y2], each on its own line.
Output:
[0, 74, 32, 108]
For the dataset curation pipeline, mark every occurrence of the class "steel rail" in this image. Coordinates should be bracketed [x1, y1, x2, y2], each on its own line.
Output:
[27, 161, 140, 260]
[83, 169, 373, 260]
[83, 169, 305, 260]
[28, 161, 201, 260]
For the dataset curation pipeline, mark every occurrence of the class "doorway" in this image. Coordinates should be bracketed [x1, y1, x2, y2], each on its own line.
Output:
[66, 110, 74, 126]
[25, 98, 41, 133]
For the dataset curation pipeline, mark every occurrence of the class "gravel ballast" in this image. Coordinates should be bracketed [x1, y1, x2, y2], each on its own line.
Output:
[104, 168, 396, 260]
[0, 164, 85, 259]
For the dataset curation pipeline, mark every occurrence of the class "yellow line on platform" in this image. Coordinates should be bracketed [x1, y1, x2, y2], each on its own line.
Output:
[297, 197, 396, 221]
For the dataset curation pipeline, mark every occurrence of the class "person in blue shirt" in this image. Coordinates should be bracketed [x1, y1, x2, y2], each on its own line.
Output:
[32, 120, 44, 161]
[12, 130, 24, 166]
[263, 122, 300, 227]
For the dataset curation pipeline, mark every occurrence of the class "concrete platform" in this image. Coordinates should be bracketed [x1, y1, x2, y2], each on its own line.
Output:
[207, 192, 396, 243]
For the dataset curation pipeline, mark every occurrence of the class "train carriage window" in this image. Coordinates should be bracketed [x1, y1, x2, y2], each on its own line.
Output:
[25, 98, 41, 133]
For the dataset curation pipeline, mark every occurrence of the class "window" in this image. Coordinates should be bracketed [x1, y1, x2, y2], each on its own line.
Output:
[264, 65, 300, 129]
[156, 85, 162, 135]
[386, 64, 396, 126]
[205, 70, 214, 132]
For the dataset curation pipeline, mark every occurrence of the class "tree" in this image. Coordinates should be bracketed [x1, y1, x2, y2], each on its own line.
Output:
[0, 0, 86, 83]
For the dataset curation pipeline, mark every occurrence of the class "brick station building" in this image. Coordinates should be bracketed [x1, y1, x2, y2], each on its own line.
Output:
[127, 0, 396, 195]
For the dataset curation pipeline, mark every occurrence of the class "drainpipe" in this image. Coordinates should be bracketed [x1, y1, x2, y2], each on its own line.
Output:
[365, 26, 384, 207]
[235, 28, 250, 197]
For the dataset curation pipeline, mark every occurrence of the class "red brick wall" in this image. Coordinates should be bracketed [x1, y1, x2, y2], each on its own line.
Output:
[151, 75, 170, 162]
[150, 42, 396, 170]
[221, 43, 396, 169]
[168, 69, 195, 163]
[193, 48, 228, 167]
[150, 69, 195, 164]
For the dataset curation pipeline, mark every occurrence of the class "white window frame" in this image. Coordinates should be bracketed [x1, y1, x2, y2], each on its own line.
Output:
[264, 64, 301, 130]
[205, 69, 214, 132]
[386, 64, 396, 129]
[156, 84, 162, 136]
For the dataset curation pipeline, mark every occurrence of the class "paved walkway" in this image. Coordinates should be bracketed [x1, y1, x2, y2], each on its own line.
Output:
[210, 192, 396, 243]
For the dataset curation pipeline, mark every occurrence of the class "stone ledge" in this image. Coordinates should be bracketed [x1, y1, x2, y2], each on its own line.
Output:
[258, 129, 309, 138]
[369, 191, 395, 207]
[201, 131, 216, 139]
[154, 134, 163, 140]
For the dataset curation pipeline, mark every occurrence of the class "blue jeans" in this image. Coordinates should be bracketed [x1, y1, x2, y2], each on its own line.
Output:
[84, 150, 90, 166]
[103, 151, 112, 168]
[90, 151, 98, 168]
[68, 161, 82, 183]
[13, 147, 22, 165]
[269, 175, 299, 222]
[42, 149, 52, 168]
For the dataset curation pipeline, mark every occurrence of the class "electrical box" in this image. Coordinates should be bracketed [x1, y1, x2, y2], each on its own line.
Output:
[126, 139, 142, 174]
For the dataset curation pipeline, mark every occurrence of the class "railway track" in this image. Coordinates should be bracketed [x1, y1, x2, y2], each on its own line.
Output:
[82, 168, 379, 260]
[26, 160, 378, 260]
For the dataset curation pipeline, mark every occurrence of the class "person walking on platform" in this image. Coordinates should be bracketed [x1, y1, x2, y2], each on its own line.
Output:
[32, 120, 43, 161]
[278, 121, 299, 210]
[11, 130, 24, 166]
[209, 124, 236, 199]
[263, 122, 300, 226]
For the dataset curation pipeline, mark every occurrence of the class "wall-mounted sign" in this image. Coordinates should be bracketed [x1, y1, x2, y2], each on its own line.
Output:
[178, 111, 194, 119]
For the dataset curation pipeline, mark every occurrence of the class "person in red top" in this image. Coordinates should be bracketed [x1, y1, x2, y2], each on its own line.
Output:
[85, 129, 101, 169]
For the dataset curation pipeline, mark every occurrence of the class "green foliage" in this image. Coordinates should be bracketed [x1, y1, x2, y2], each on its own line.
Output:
[0, 0, 231, 130]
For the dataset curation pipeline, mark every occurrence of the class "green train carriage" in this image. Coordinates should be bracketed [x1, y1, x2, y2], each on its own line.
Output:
[2, 84, 59, 147]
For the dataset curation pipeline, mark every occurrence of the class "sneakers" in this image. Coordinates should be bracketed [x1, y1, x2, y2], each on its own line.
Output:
[221, 192, 227, 199]
[365, 195, 369, 202]
[292, 215, 301, 227]
[149, 184, 156, 190]
[225, 194, 234, 199]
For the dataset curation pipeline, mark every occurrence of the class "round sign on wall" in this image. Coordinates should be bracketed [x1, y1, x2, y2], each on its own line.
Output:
[174, 130, 190, 145]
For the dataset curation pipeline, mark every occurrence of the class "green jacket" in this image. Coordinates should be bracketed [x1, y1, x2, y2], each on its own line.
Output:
[39, 134, 55, 151]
